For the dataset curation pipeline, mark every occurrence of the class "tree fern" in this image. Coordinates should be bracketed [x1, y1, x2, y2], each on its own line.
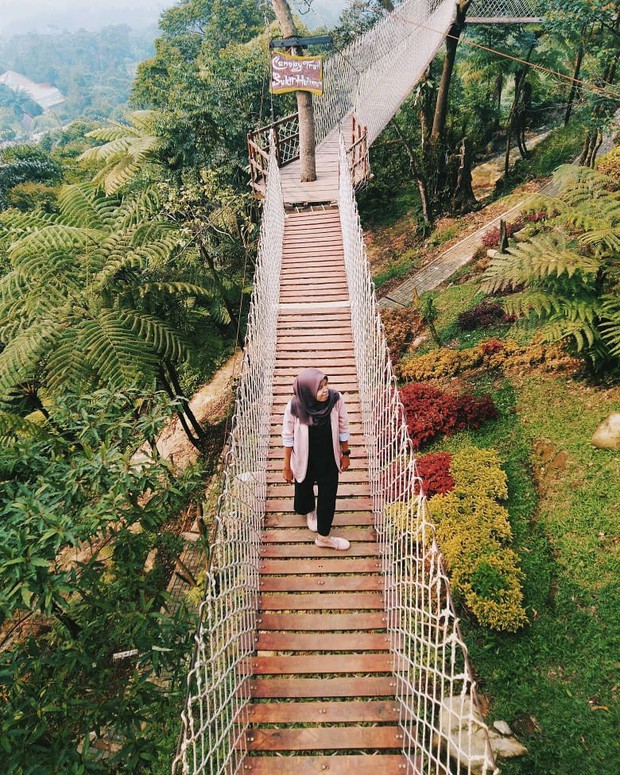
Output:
[600, 295, 620, 356]
[482, 234, 600, 292]
[80, 111, 163, 196]
[0, 319, 64, 395]
[0, 410, 49, 444]
[119, 309, 189, 364]
[483, 163, 619, 371]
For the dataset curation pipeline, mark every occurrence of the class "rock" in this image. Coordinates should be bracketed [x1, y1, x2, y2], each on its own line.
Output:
[487, 248, 498, 258]
[488, 729, 529, 760]
[492, 720, 513, 736]
[437, 695, 497, 774]
[438, 695, 528, 772]
[591, 412, 620, 451]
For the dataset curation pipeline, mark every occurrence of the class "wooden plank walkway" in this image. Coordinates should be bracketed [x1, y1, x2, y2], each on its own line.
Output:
[279, 128, 341, 206]
[243, 207, 413, 772]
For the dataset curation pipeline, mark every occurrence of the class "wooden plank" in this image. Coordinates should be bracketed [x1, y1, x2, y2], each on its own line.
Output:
[263, 512, 374, 528]
[265, 470, 365, 484]
[255, 631, 390, 652]
[259, 575, 383, 592]
[261, 528, 375, 543]
[258, 592, 384, 611]
[276, 340, 352, 350]
[265, 497, 372, 512]
[257, 612, 386, 631]
[259, 558, 382, 575]
[264, 484, 369, 498]
[247, 699, 398, 723]
[242, 754, 409, 775]
[249, 676, 396, 698]
[259, 543, 379, 559]
[246, 726, 402, 751]
[252, 653, 392, 675]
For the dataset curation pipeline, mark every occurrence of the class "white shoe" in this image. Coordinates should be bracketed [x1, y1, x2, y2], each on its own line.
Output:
[306, 511, 317, 532]
[315, 534, 350, 551]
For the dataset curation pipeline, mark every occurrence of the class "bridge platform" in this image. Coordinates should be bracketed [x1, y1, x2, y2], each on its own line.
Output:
[242, 207, 413, 772]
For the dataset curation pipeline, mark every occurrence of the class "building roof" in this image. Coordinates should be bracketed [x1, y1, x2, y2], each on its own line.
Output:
[0, 70, 65, 111]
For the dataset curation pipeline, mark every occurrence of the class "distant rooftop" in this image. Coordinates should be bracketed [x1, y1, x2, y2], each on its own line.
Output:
[0, 70, 65, 111]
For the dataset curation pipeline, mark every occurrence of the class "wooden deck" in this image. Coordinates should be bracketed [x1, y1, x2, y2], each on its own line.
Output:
[279, 128, 341, 207]
[243, 208, 413, 772]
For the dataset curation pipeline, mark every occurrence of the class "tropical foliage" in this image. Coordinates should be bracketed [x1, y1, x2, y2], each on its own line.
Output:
[482, 165, 620, 370]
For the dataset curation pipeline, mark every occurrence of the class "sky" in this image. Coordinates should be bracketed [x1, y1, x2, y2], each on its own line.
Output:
[0, 0, 349, 37]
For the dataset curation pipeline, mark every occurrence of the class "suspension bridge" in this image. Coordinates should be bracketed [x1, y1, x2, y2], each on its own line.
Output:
[174, 1, 540, 773]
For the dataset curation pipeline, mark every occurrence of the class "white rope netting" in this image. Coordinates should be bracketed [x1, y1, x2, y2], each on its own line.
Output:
[338, 137, 499, 775]
[172, 145, 284, 775]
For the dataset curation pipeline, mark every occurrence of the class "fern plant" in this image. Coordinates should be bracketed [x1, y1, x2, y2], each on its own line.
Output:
[0, 182, 221, 449]
[79, 110, 163, 196]
[482, 165, 620, 371]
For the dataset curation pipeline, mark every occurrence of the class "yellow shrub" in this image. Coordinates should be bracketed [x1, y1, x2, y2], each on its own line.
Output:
[397, 338, 579, 381]
[383, 444, 528, 632]
[596, 145, 620, 183]
[448, 446, 508, 500]
[454, 551, 527, 632]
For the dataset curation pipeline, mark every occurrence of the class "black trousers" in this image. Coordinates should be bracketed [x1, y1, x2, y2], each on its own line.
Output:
[294, 444, 339, 537]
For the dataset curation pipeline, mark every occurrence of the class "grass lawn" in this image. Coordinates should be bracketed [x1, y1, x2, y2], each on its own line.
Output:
[425, 369, 620, 774]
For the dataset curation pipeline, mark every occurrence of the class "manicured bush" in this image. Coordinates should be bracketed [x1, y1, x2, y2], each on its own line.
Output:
[400, 382, 498, 449]
[381, 307, 422, 362]
[384, 445, 527, 631]
[429, 447, 526, 632]
[397, 338, 580, 381]
[415, 452, 454, 497]
[457, 301, 514, 331]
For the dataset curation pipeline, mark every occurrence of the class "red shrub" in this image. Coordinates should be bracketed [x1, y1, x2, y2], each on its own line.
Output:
[481, 338, 505, 356]
[400, 382, 498, 449]
[381, 308, 422, 363]
[415, 452, 454, 497]
[481, 219, 524, 247]
[458, 301, 512, 331]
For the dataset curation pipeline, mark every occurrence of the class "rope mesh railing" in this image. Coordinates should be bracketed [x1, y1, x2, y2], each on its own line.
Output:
[338, 137, 499, 775]
[172, 145, 284, 775]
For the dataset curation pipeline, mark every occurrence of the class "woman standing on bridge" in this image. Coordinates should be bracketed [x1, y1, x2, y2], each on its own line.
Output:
[282, 368, 351, 551]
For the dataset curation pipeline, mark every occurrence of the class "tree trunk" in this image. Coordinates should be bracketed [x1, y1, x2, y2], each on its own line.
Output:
[271, 0, 317, 182]
[452, 137, 477, 213]
[391, 119, 433, 227]
[431, 1, 471, 143]
[564, 41, 585, 126]
[166, 361, 208, 442]
[504, 42, 536, 177]
[159, 367, 205, 452]
[492, 73, 503, 132]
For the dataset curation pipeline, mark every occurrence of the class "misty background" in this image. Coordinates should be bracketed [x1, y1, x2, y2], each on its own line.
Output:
[0, 0, 348, 36]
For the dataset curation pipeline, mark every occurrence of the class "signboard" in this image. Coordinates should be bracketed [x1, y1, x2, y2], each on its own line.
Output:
[270, 52, 323, 96]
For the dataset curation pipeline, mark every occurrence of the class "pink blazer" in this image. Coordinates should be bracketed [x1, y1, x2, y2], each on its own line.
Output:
[282, 395, 350, 482]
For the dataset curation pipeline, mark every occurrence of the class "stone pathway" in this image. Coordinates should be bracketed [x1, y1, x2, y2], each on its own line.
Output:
[378, 121, 618, 310]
